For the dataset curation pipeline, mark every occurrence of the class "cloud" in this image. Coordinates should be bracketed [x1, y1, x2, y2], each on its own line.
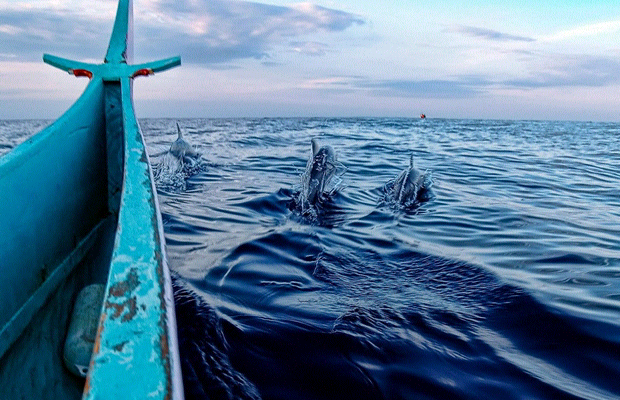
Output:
[542, 19, 620, 42]
[505, 54, 620, 88]
[452, 25, 535, 42]
[453, 19, 620, 45]
[366, 54, 620, 95]
[361, 76, 491, 98]
[298, 75, 491, 99]
[300, 76, 359, 89]
[139, 0, 364, 63]
[0, 0, 364, 64]
[289, 41, 329, 56]
[300, 50, 620, 100]
[0, 5, 112, 61]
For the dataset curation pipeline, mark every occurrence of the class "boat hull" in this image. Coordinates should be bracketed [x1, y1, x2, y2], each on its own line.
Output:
[0, 0, 183, 396]
[0, 80, 116, 398]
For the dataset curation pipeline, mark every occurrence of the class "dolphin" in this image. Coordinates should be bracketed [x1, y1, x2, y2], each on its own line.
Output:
[392, 154, 432, 205]
[170, 123, 200, 161]
[302, 138, 337, 205]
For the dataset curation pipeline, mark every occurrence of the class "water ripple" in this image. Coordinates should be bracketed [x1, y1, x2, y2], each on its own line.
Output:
[4, 118, 620, 400]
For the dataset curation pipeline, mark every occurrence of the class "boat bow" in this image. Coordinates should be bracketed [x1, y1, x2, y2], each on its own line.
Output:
[43, 1, 184, 399]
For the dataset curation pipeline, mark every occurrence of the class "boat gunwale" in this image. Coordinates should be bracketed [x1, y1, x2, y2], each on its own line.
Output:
[83, 77, 184, 400]
[0, 80, 103, 174]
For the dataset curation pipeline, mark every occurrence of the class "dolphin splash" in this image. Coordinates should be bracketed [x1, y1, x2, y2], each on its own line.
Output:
[301, 138, 338, 207]
[170, 123, 200, 161]
[154, 123, 203, 190]
[390, 154, 432, 206]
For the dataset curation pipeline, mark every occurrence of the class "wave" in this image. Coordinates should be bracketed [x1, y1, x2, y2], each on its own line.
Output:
[140, 118, 620, 400]
[172, 277, 261, 400]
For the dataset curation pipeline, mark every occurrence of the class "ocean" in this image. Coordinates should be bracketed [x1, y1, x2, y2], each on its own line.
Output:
[2, 118, 620, 400]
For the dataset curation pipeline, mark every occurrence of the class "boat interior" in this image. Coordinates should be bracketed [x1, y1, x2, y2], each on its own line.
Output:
[0, 79, 125, 398]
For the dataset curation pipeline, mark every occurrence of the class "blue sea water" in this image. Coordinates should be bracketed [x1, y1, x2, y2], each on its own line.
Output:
[2, 118, 620, 400]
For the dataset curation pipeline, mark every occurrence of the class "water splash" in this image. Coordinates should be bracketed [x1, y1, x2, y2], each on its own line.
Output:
[383, 153, 434, 209]
[154, 152, 206, 191]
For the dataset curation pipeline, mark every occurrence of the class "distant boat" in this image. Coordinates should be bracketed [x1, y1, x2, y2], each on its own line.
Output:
[0, 0, 184, 399]
[420, 114, 426, 119]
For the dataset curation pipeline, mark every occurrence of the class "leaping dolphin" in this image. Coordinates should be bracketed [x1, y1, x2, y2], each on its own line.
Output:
[170, 123, 200, 160]
[302, 138, 337, 205]
[392, 154, 432, 205]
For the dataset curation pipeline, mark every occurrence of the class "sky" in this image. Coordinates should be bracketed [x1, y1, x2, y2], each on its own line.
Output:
[0, 0, 619, 121]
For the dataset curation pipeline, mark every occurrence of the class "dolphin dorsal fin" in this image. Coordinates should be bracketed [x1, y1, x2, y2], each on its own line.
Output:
[409, 154, 414, 168]
[311, 138, 320, 156]
[176, 123, 183, 140]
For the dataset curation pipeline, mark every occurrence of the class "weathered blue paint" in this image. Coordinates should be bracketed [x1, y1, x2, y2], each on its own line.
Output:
[43, 54, 181, 82]
[84, 78, 184, 400]
[105, 0, 133, 64]
[0, 79, 108, 350]
[104, 83, 124, 214]
[0, 0, 182, 398]
[0, 78, 111, 398]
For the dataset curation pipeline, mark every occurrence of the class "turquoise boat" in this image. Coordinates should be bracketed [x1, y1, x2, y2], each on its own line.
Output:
[0, 0, 184, 398]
